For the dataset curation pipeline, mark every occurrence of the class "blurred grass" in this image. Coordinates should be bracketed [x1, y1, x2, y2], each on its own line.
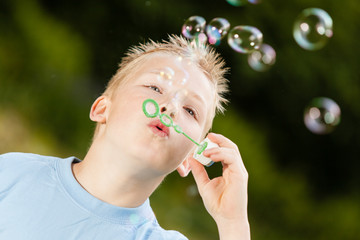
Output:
[1, 0, 360, 239]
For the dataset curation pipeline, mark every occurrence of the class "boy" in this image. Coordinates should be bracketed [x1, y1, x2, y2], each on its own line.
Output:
[0, 35, 250, 239]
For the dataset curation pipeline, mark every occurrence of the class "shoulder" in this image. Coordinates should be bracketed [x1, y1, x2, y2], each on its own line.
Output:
[0, 152, 60, 169]
[0, 152, 65, 182]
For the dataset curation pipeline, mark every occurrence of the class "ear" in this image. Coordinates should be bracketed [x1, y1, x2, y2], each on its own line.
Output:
[90, 96, 109, 123]
[176, 157, 191, 177]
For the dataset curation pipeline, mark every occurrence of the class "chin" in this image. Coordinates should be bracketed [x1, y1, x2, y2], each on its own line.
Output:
[133, 146, 181, 174]
[127, 131, 190, 173]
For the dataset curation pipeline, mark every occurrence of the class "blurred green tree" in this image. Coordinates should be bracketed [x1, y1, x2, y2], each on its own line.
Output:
[1, 0, 359, 239]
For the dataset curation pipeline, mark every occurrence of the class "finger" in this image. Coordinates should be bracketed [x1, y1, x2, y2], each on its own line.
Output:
[203, 147, 247, 173]
[188, 156, 210, 189]
[182, 158, 191, 176]
[203, 147, 239, 164]
[207, 133, 239, 152]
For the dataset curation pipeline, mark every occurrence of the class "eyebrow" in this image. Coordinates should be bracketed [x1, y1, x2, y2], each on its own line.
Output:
[142, 71, 207, 107]
[186, 90, 206, 107]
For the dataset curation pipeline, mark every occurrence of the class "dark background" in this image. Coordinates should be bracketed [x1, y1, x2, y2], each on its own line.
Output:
[1, 0, 359, 239]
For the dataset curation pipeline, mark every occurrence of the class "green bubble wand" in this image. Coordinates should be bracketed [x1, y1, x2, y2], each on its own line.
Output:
[142, 98, 208, 155]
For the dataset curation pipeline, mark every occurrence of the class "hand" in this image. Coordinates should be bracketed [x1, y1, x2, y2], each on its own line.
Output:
[189, 133, 250, 240]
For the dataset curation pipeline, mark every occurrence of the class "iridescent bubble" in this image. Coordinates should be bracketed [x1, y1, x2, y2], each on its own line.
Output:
[171, 89, 189, 105]
[186, 184, 199, 197]
[293, 8, 333, 50]
[165, 89, 189, 119]
[182, 16, 206, 39]
[191, 32, 208, 47]
[206, 18, 230, 46]
[226, 0, 247, 7]
[247, 43, 276, 72]
[173, 57, 190, 86]
[157, 67, 175, 86]
[248, 0, 261, 4]
[178, 70, 189, 86]
[227, 25, 263, 54]
[178, 74, 188, 85]
[129, 214, 140, 224]
[304, 97, 341, 134]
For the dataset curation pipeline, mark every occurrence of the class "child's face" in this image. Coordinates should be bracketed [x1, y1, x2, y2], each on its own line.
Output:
[99, 54, 214, 175]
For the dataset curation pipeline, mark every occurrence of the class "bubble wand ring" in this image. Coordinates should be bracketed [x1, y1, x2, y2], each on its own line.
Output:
[143, 98, 213, 166]
[142, 99, 159, 118]
[142, 99, 174, 128]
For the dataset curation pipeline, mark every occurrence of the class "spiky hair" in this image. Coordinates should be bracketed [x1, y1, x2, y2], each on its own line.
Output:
[103, 35, 229, 114]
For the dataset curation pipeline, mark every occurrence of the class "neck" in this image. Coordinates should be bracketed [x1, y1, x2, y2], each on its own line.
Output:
[72, 141, 165, 208]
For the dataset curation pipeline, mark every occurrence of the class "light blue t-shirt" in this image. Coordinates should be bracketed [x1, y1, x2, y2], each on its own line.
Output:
[0, 152, 188, 240]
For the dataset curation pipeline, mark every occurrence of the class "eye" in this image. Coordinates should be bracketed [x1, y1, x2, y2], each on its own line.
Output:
[147, 85, 162, 93]
[184, 107, 197, 119]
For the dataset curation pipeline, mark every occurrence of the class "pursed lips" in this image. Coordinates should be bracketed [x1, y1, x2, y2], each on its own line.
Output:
[148, 119, 170, 137]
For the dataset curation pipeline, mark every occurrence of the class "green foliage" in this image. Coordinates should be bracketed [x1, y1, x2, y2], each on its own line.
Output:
[1, 0, 360, 239]
[0, 0, 94, 157]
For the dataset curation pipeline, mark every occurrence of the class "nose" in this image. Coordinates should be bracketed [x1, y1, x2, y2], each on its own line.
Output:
[160, 103, 177, 119]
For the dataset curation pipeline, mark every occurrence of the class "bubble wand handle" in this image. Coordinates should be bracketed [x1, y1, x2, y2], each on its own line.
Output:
[181, 132, 200, 146]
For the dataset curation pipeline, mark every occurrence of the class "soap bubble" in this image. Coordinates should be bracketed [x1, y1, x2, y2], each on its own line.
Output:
[248, 0, 261, 4]
[129, 214, 140, 224]
[191, 32, 208, 46]
[207, 30, 221, 46]
[186, 184, 199, 197]
[227, 25, 263, 54]
[226, 0, 247, 7]
[206, 18, 230, 46]
[293, 8, 333, 50]
[171, 89, 189, 105]
[304, 97, 341, 134]
[155, 64, 188, 88]
[157, 67, 175, 86]
[182, 16, 206, 39]
[166, 89, 189, 120]
[173, 57, 190, 86]
[248, 43, 276, 72]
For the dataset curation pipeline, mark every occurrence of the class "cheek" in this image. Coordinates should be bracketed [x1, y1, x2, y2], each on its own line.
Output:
[109, 94, 144, 122]
[176, 121, 204, 148]
[107, 103, 143, 137]
[108, 109, 127, 128]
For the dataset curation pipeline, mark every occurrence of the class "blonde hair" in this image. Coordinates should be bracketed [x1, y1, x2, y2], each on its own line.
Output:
[95, 35, 229, 137]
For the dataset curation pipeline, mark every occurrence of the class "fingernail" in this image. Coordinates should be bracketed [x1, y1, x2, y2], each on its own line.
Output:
[203, 149, 210, 156]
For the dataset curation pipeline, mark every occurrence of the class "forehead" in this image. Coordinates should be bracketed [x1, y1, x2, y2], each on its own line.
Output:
[135, 53, 214, 97]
